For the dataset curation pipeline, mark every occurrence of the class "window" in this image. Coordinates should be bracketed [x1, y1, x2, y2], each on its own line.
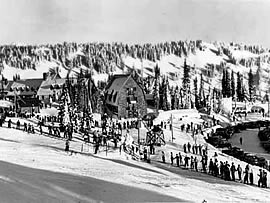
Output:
[127, 87, 136, 96]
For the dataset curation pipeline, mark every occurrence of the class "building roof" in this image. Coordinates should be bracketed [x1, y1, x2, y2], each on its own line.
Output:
[18, 97, 40, 107]
[6, 79, 43, 96]
[105, 74, 145, 106]
[37, 76, 66, 96]
[106, 75, 131, 94]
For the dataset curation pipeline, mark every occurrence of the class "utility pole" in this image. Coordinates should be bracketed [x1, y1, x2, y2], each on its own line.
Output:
[138, 112, 141, 147]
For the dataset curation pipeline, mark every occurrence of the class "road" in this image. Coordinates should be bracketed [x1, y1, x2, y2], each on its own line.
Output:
[229, 128, 270, 161]
[0, 160, 184, 203]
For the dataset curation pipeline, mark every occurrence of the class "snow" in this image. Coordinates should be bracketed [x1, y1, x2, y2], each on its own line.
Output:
[39, 107, 59, 116]
[230, 49, 258, 59]
[0, 110, 269, 202]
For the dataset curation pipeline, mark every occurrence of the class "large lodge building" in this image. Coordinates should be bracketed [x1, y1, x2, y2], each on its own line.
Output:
[104, 74, 147, 119]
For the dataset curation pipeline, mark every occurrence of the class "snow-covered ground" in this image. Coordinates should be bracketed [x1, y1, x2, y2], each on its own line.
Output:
[2, 40, 270, 97]
[0, 109, 270, 202]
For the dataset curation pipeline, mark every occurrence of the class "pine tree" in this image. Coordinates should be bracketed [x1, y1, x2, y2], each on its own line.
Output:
[199, 73, 205, 107]
[225, 69, 231, 97]
[248, 68, 254, 101]
[237, 72, 244, 102]
[221, 69, 226, 97]
[194, 77, 200, 109]
[231, 71, 235, 99]
[254, 61, 260, 98]
[182, 59, 190, 108]
[153, 64, 160, 112]
[182, 59, 190, 91]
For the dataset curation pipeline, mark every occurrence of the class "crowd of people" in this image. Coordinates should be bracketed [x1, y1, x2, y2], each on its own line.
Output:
[162, 146, 268, 188]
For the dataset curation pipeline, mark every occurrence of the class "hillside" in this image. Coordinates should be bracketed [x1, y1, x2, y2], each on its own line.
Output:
[1, 41, 269, 98]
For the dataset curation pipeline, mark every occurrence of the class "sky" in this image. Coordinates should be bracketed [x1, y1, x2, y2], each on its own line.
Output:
[0, 0, 270, 47]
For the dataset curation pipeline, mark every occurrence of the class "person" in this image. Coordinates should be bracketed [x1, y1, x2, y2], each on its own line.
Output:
[220, 161, 224, 179]
[8, 119, 11, 128]
[190, 156, 194, 169]
[23, 122, 27, 132]
[179, 152, 182, 165]
[214, 159, 219, 177]
[16, 120, 20, 130]
[230, 162, 236, 181]
[194, 157, 198, 172]
[243, 164, 249, 184]
[209, 159, 214, 175]
[240, 137, 243, 145]
[184, 156, 190, 168]
[170, 152, 174, 165]
[187, 142, 191, 153]
[262, 170, 267, 188]
[249, 169, 254, 185]
[258, 169, 263, 187]
[237, 164, 242, 181]
[175, 154, 180, 167]
[31, 125, 35, 134]
[183, 144, 187, 153]
[39, 123, 43, 135]
[162, 151, 165, 163]
[65, 139, 70, 152]
[27, 123, 31, 133]
[224, 162, 231, 181]
[143, 148, 147, 161]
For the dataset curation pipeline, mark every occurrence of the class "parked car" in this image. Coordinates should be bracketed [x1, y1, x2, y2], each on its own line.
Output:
[222, 146, 244, 159]
[242, 153, 259, 165]
[206, 136, 231, 148]
[257, 157, 267, 168]
[258, 128, 270, 141]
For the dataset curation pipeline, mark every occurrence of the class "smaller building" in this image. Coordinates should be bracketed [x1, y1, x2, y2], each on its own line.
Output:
[37, 75, 66, 106]
[105, 74, 147, 119]
[5, 79, 43, 114]
[6, 79, 43, 99]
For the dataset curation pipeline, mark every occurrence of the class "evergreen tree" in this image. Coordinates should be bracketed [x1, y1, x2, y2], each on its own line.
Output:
[182, 59, 190, 108]
[225, 69, 231, 97]
[199, 73, 205, 107]
[153, 64, 160, 112]
[237, 72, 244, 101]
[254, 58, 261, 97]
[182, 59, 190, 91]
[221, 69, 226, 97]
[231, 71, 235, 99]
[248, 68, 254, 101]
[194, 77, 200, 109]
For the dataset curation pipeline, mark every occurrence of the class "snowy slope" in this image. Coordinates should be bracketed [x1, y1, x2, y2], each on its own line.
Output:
[0, 113, 269, 202]
[1, 41, 270, 98]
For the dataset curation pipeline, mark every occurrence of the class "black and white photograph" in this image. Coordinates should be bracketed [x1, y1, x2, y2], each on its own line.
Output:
[0, 0, 269, 202]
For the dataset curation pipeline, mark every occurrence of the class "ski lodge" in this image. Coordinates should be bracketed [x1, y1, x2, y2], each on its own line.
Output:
[104, 74, 147, 119]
